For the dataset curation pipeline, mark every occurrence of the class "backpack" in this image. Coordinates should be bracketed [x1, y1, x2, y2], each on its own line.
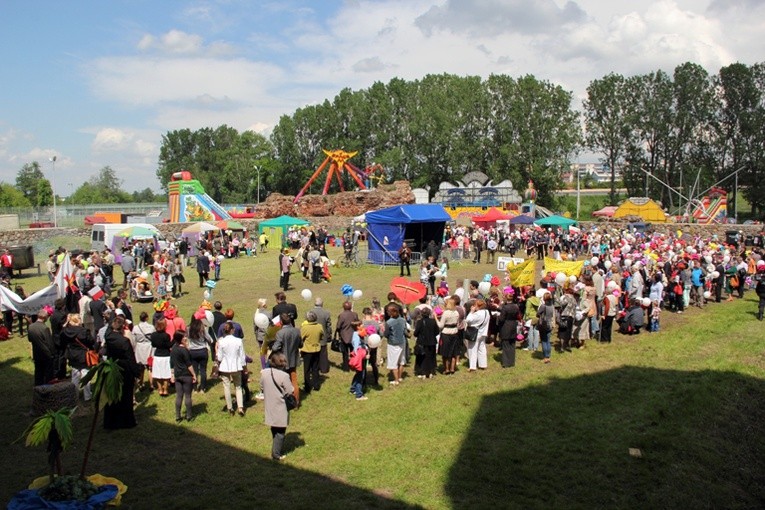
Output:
[537, 304, 554, 333]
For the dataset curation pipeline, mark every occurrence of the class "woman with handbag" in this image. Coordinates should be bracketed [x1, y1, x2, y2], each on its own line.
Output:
[464, 299, 490, 372]
[413, 307, 438, 379]
[436, 298, 461, 375]
[61, 314, 95, 401]
[187, 314, 213, 393]
[497, 291, 520, 368]
[131, 311, 155, 391]
[260, 351, 294, 461]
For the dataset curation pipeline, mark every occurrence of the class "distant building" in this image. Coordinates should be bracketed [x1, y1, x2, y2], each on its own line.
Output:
[564, 163, 622, 184]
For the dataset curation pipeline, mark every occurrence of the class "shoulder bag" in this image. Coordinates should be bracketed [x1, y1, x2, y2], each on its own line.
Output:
[75, 338, 100, 367]
[270, 368, 297, 411]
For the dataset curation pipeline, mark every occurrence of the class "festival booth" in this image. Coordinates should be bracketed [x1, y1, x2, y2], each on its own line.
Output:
[472, 207, 512, 228]
[365, 204, 451, 265]
[534, 215, 578, 228]
[180, 222, 220, 257]
[110, 226, 161, 264]
[258, 215, 309, 249]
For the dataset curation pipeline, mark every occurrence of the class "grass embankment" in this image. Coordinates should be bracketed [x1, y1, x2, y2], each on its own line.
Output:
[1, 247, 764, 509]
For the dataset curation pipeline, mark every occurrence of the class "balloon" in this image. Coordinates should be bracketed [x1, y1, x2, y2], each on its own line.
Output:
[555, 273, 567, 286]
[606, 281, 618, 291]
[140, 271, 149, 279]
[604, 260, 612, 270]
[568, 275, 577, 284]
[301, 288, 313, 301]
[624, 259, 633, 268]
[623, 244, 631, 253]
[434, 271, 443, 278]
[704, 255, 712, 264]
[711, 271, 720, 279]
[723, 255, 731, 264]
[203, 290, 210, 300]
[590, 257, 599, 266]
[367, 333, 382, 349]
[341, 284, 354, 296]
[706, 264, 715, 273]
[254, 313, 270, 330]
[217, 254, 224, 261]
[536, 288, 548, 299]
[478, 281, 491, 295]
[330, 259, 336, 266]
[703, 291, 712, 299]
[352, 289, 363, 301]
[641, 297, 651, 307]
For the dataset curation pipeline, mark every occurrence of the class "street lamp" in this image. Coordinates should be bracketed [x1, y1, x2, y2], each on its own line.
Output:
[255, 165, 260, 205]
[49, 156, 57, 228]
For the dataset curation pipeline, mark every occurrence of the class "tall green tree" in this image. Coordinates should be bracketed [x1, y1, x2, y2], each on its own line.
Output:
[583, 73, 638, 205]
[16, 162, 50, 206]
[0, 182, 31, 207]
[35, 179, 54, 206]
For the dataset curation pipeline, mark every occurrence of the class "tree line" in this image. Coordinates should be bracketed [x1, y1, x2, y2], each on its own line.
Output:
[157, 62, 765, 217]
[0, 164, 163, 207]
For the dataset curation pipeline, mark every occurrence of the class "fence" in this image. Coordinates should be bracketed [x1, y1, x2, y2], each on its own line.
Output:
[0, 203, 166, 228]
[363, 249, 422, 267]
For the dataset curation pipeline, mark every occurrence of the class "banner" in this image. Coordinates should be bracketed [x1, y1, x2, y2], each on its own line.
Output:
[0, 284, 59, 315]
[543, 257, 585, 277]
[496, 256, 525, 272]
[506, 258, 536, 288]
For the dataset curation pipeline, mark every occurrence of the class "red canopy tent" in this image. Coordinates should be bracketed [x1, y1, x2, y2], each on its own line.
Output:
[592, 206, 618, 218]
[472, 208, 512, 226]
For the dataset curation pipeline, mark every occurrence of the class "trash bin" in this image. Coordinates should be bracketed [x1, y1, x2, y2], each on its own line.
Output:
[9, 245, 34, 270]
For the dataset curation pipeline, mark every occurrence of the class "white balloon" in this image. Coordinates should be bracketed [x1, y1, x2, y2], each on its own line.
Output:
[478, 281, 491, 294]
[706, 264, 715, 273]
[217, 254, 225, 261]
[367, 333, 382, 349]
[434, 271, 443, 278]
[606, 281, 618, 291]
[203, 290, 210, 300]
[623, 244, 631, 253]
[536, 287, 548, 299]
[703, 291, 712, 299]
[641, 297, 651, 307]
[590, 257, 599, 266]
[569, 275, 577, 284]
[704, 255, 712, 264]
[330, 259, 336, 266]
[604, 260, 613, 270]
[352, 289, 363, 301]
[624, 259, 633, 268]
[555, 273, 567, 286]
[301, 288, 313, 301]
[712, 271, 720, 279]
[254, 312, 270, 330]
[723, 256, 731, 264]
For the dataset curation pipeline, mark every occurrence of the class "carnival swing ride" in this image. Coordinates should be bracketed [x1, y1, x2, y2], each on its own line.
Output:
[293, 149, 385, 203]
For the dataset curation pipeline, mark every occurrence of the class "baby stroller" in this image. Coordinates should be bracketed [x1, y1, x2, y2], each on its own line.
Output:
[128, 272, 155, 303]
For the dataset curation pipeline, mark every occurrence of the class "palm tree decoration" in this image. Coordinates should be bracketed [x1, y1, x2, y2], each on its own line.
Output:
[24, 408, 75, 484]
[78, 358, 123, 478]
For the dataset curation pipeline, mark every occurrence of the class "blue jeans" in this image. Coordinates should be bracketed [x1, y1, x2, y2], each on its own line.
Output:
[540, 330, 552, 359]
[527, 325, 540, 351]
[214, 265, 221, 280]
[351, 365, 366, 397]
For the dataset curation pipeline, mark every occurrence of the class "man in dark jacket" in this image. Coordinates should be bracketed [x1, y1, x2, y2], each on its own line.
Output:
[197, 251, 210, 287]
[272, 313, 302, 407]
[28, 310, 56, 386]
[272, 292, 298, 324]
[309, 297, 332, 374]
[335, 301, 359, 372]
[50, 298, 69, 378]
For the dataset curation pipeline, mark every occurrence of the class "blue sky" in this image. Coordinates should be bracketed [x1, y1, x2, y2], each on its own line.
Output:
[1, 0, 763, 193]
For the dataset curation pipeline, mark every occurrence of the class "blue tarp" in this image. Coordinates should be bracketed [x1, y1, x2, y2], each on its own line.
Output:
[365, 205, 450, 264]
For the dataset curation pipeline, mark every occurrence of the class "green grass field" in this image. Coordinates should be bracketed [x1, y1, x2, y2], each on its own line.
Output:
[1, 247, 764, 509]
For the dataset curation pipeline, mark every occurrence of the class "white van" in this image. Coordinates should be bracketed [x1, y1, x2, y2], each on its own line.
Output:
[91, 223, 169, 253]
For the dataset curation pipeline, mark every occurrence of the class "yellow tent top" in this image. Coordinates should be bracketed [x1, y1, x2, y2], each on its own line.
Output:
[613, 198, 667, 223]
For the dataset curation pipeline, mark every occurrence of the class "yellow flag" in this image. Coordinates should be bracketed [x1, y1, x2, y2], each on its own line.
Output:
[507, 259, 536, 288]
[543, 257, 585, 277]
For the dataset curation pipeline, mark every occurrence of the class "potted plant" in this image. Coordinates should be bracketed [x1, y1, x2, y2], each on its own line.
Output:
[9, 359, 128, 509]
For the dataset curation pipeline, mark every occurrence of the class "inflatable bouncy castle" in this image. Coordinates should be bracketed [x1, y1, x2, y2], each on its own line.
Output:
[168, 171, 232, 223]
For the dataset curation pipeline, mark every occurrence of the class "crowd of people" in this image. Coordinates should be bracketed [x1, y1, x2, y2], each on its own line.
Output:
[9, 220, 765, 462]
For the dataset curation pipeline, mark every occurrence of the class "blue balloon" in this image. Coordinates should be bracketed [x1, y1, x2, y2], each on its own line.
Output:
[341, 284, 354, 296]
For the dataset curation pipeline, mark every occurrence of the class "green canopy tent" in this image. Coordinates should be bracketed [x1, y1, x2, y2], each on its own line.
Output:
[534, 215, 578, 227]
[258, 215, 310, 249]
